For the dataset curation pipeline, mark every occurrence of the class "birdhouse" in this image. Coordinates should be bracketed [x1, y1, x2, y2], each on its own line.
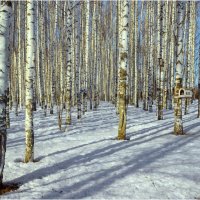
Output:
[177, 88, 192, 98]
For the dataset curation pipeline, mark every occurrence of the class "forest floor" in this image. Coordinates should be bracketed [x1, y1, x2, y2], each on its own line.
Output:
[2, 100, 200, 199]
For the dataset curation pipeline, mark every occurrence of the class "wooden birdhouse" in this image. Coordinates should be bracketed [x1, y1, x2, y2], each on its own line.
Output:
[177, 88, 193, 98]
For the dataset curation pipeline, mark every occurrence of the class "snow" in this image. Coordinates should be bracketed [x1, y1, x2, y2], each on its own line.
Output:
[2, 101, 200, 199]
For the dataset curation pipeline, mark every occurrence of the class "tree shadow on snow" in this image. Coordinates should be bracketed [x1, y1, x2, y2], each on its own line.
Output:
[8, 101, 200, 198]
[42, 131, 200, 199]
[10, 124, 200, 199]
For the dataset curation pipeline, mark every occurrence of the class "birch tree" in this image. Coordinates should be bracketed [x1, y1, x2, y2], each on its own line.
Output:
[17, 1, 22, 109]
[184, 2, 190, 115]
[83, 0, 90, 113]
[169, 1, 176, 110]
[75, 4, 81, 119]
[143, 2, 149, 111]
[174, 2, 185, 135]
[189, 1, 196, 101]
[25, 0, 36, 162]
[157, 0, 164, 120]
[162, 1, 169, 109]
[93, 1, 99, 111]
[134, 0, 139, 108]
[0, 0, 12, 185]
[117, 0, 129, 140]
[66, 1, 73, 125]
[198, 40, 200, 118]
[148, 2, 153, 112]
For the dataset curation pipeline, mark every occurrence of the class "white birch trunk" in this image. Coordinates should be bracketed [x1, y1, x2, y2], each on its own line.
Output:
[76, 6, 81, 119]
[148, 2, 153, 113]
[129, 1, 135, 105]
[17, 1, 22, 109]
[117, 0, 129, 140]
[143, 2, 149, 111]
[174, 2, 184, 135]
[168, 2, 176, 110]
[81, 3, 86, 115]
[190, 1, 196, 102]
[92, 2, 97, 110]
[83, 0, 90, 113]
[116, 1, 121, 114]
[184, 2, 189, 115]
[38, 2, 45, 108]
[0, 0, 12, 186]
[198, 42, 200, 118]
[25, 0, 35, 162]
[50, 1, 57, 115]
[114, 2, 119, 108]
[66, 1, 73, 125]
[162, 1, 169, 109]
[157, 1, 164, 120]
[134, 0, 139, 108]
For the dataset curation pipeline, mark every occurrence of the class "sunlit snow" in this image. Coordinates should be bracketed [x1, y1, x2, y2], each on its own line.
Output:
[2, 101, 200, 199]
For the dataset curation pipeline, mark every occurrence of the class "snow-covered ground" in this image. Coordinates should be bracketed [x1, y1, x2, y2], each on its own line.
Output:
[2, 101, 200, 199]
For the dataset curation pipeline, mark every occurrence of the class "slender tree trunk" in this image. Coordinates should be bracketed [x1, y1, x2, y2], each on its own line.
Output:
[0, 0, 12, 186]
[66, 2, 73, 125]
[184, 2, 189, 115]
[148, 2, 153, 113]
[114, 2, 119, 108]
[134, 0, 139, 108]
[174, 2, 185, 135]
[189, 1, 196, 102]
[81, 2, 86, 115]
[197, 41, 200, 118]
[168, 1, 176, 110]
[157, 1, 164, 120]
[25, 0, 36, 162]
[129, 1, 134, 105]
[117, 1, 129, 140]
[162, 1, 169, 110]
[17, 1, 22, 110]
[116, 1, 121, 114]
[83, 0, 90, 113]
[143, 2, 149, 111]
[76, 5, 81, 119]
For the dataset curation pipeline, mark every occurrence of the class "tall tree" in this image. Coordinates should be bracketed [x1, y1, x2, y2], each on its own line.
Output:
[66, 1, 73, 125]
[174, 2, 185, 135]
[134, 0, 139, 108]
[25, 0, 36, 162]
[117, 0, 129, 140]
[0, 1, 12, 185]
[198, 40, 200, 118]
[75, 4, 81, 119]
[83, 0, 90, 113]
[157, 0, 164, 120]
[148, 2, 153, 112]
[168, 1, 176, 110]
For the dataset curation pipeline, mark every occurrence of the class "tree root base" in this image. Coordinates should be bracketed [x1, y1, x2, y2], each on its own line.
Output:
[174, 132, 185, 136]
[0, 183, 20, 195]
[115, 136, 130, 141]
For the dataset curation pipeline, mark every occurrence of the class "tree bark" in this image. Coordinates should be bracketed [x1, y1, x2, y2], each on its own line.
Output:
[174, 2, 185, 135]
[25, 0, 36, 162]
[117, 1, 129, 140]
[0, 0, 12, 186]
